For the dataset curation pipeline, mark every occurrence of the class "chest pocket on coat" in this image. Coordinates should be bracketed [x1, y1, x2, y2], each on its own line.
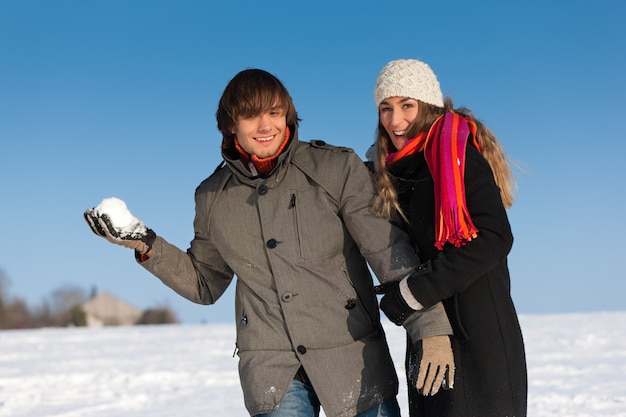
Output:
[291, 187, 344, 260]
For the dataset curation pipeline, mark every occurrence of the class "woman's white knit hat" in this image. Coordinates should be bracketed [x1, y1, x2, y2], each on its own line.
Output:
[374, 59, 444, 108]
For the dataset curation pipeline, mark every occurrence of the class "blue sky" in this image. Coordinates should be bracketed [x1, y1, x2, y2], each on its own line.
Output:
[1, 0, 624, 324]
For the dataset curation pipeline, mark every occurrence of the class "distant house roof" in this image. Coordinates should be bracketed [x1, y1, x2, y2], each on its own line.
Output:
[81, 292, 142, 327]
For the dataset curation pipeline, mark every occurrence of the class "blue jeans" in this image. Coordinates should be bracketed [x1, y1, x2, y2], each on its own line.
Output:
[255, 379, 401, 417]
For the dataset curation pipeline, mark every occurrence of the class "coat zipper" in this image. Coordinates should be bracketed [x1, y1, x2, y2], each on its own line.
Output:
[289, 193, 304, 258]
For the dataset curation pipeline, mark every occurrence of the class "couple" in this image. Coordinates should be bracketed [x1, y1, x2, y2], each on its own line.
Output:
[84, 59, 527, 417]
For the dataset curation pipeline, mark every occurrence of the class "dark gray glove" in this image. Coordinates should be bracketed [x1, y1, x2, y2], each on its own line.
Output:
[375, 262, 434, 325]
[375, 280, 417, 325]
[84, 209, 155, 254]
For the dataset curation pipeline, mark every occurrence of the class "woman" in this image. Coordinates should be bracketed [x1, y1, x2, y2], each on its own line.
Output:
[370, 59, 527, 417]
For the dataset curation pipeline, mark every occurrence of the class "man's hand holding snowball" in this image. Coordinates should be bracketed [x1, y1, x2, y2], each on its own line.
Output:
[84, 197, 156, 256]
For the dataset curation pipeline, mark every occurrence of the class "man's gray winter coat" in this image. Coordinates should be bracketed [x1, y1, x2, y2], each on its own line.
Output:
[139, 129, 451, 417]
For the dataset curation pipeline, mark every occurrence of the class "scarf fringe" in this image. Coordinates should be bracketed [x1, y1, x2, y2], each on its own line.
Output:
[426, 113, 479, 249]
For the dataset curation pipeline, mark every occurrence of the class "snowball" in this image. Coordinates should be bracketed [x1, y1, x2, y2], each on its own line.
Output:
[93, 197, 147, 238]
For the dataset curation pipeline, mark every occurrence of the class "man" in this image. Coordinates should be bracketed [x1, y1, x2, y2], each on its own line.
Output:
[84, 69, 453, 417]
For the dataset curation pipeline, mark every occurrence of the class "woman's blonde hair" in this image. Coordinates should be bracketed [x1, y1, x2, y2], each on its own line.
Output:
[372, 98, 516, 219]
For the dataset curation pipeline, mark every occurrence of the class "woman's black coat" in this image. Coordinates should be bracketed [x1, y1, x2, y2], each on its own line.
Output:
[387, 145, 527, 417]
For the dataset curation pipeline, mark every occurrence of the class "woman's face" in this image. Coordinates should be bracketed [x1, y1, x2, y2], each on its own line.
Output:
[378, 96, 419, 151]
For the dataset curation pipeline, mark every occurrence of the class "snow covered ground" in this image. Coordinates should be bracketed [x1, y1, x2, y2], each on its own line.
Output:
[1, 311, 625, 417]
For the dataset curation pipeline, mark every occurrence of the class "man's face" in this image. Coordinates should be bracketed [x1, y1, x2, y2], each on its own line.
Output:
[232, 105, 287, 159]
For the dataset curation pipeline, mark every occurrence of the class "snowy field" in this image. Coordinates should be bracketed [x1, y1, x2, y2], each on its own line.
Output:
[1, 311, 625, 417]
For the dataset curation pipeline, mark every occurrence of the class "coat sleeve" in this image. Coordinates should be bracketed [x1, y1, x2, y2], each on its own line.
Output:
[338, 152, 453, 339]
[136, 180, 234, 305]
[338, 151, 418, 281]
[407, 146, 514, 309]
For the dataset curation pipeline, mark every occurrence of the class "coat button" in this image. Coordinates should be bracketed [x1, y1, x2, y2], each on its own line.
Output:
[266, 239, 277, 249]
[345, 299, 356, 309]
[281, 292, 294, 302]
[258, 185, 268, 195]
[297, 345, 307, 354]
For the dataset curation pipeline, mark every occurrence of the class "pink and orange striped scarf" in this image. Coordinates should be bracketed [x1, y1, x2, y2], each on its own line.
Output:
[386, 112, 481, 250]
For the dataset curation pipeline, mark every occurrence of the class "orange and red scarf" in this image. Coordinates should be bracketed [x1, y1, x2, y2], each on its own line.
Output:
[386, 112, 481, 250]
